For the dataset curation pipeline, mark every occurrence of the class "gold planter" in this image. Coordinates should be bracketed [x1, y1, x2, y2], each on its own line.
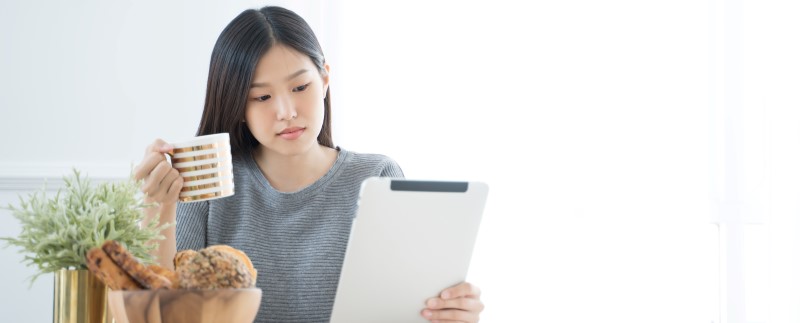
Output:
[53, 268, 112, 323]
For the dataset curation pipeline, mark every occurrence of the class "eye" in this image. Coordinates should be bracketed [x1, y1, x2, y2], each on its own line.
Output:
[254, 94, 271, 102]
[293, 83, 311, 92]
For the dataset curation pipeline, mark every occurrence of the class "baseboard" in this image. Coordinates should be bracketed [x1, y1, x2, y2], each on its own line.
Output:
[0, 162, 133, 191]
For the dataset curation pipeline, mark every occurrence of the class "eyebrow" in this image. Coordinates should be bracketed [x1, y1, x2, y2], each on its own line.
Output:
[250, 69, 309, 88]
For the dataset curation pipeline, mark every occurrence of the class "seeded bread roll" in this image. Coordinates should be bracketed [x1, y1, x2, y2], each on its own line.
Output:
[173, 249, 197, 269]
[177, 248, 254, 289]
[206, 245, 257, 282]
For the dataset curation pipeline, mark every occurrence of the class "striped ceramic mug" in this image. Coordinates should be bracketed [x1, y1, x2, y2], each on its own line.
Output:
[167, 133, 234, 202]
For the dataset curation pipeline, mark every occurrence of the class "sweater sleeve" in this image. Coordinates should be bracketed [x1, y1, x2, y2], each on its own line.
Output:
[379, 157, 405, 178]
[175, 201, 208, 251]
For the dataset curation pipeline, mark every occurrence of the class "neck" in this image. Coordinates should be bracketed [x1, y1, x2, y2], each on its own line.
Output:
[252, 144, 337, 192]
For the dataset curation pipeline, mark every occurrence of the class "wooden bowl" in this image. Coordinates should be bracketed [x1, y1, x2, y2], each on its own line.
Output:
[107, 288, 261, 323]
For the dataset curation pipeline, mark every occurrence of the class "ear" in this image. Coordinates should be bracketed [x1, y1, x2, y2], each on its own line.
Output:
[322, 63, 331, 94]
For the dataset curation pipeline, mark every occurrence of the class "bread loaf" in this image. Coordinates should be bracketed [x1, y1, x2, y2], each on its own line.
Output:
[102, 240, 172, 290]
[177, 248, 255, 289]
[206, 245, 258, 282]
[85, 247, 143, 290]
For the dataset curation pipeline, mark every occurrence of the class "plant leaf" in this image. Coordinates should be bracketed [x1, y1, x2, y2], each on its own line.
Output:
[0, 168, 173, 285]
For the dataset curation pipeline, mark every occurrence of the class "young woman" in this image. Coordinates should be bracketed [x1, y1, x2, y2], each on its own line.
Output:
[134, 6, 484, 323]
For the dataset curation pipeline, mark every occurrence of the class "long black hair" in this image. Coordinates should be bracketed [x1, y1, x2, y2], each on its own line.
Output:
[196, 6, 333, 155]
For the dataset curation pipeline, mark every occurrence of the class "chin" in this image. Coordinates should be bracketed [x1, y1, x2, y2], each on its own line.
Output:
[272, 139, 319, 156]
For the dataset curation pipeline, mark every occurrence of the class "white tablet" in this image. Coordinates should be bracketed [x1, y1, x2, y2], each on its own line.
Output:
[329, 177, 489, 323]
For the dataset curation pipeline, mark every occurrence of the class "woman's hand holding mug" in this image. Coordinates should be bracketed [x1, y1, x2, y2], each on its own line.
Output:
[133, 139, 183, 205]
[134, 133, 234, 205]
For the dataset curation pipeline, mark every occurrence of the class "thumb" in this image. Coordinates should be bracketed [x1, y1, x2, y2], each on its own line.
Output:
[149, 139, 174, 154]
[158, 144, 174, 154]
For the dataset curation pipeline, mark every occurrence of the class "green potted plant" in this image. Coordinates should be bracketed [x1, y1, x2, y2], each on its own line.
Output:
[1, 169, 171, 323]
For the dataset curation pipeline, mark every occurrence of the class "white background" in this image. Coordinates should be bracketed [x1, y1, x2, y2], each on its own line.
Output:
[1, 0, 799, 322]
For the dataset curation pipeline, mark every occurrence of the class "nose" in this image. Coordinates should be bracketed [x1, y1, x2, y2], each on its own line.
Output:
[275, 95, 297, 121]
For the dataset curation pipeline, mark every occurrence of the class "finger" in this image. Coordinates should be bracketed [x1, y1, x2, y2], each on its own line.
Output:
[133, 139, 174, 180]
[164, 171, 184, 202]
[426, 297, 484, 313]
[159, 167, 181, 193]
[441, 282, 481, 300]
[133, 152, 166, 181]
[144, 139, 172, 154]
[149, 166, 180, 202]
[141, 161, 172, 198]
[421, 308, 478, 322]
[157, 143, 174, 154]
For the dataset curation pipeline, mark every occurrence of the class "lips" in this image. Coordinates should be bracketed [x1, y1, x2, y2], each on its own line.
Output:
[278, 127, 304, 135]
[277, 127, 305, 140]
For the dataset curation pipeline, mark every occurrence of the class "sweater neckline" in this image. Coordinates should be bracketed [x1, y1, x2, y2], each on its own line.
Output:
[245, 147, 348, 201]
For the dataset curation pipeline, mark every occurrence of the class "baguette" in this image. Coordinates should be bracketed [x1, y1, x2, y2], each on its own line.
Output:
[85, 247, 143, 290]
[148, 264, 180, 289]
[102, 240, 172, 290]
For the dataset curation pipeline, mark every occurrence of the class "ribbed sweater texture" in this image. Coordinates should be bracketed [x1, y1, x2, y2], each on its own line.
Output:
[176, 148, 404, 322]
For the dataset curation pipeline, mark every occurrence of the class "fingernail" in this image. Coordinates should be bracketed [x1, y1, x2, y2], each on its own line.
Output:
[441, 291, 450, 299]
[427, 298, 438, 307]
[423, 310, 432, 318]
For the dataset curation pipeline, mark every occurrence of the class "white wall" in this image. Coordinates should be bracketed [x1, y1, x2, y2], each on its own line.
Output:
[0, 1, 324, 320]
[0, 188, 54, 322]
[0, 0, 327, 176]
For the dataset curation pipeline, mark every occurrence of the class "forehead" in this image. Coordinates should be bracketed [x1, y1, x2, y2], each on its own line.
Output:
[252, 44, 316, 82]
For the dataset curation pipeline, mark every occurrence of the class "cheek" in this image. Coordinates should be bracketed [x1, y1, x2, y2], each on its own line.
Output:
[300, 96, 325, 127]
[243, 109, 255, 128]
[244, 107, 273, 133]
[304, 87, 326, 116]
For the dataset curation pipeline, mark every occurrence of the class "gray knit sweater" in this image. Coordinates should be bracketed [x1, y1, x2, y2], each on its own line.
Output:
[176, 147, 404, 323]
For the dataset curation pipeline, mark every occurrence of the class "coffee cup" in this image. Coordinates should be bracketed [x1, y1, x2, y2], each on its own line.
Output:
[167, 133, 234, 202]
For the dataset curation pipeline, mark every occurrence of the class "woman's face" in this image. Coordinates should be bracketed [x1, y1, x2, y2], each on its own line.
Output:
[245, 44, 329, 156]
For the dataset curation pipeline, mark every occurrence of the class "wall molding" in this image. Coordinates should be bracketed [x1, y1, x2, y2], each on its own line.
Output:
[0, 162, 132, 191]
